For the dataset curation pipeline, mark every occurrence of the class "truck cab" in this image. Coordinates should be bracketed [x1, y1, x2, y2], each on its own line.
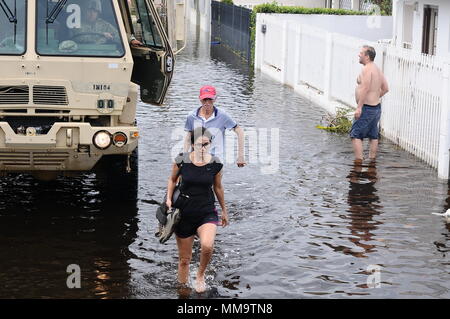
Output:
[0, 0, 180, 187]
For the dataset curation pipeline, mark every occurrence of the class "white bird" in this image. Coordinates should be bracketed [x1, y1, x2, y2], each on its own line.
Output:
[432, 209, 450, 223]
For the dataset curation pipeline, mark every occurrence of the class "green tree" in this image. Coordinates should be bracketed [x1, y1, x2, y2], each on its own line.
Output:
[222, 0, 234, 5]
[365, 0, 392, 15]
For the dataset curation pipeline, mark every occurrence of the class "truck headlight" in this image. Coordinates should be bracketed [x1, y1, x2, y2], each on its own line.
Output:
[93, 131, 112, 149]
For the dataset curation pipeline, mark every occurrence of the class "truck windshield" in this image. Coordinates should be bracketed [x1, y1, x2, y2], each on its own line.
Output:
[36, 0, 125, 57]
[0, 0, 26, 55]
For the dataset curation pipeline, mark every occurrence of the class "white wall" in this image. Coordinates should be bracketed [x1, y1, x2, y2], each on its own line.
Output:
[394, 0, 450, 59]
[271, 14, 393, 41]
[402, 3, 414, 45]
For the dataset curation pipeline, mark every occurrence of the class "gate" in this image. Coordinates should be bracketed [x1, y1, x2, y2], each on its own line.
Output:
[211, 1, 252, 62]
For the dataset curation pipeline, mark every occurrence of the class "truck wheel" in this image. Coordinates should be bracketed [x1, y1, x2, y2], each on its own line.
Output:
[97, 147, 139, 202]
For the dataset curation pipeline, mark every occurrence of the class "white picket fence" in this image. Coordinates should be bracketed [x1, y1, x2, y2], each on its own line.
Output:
[381, 47, 446, 169]
[255, 14, 450, 178]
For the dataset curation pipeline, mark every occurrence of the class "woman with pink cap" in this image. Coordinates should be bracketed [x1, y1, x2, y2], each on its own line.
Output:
[183, 85, 246, 167]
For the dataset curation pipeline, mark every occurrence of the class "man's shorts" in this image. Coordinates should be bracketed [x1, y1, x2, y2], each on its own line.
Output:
[175, 209, 219, 238]
[350, 104, 381, 140]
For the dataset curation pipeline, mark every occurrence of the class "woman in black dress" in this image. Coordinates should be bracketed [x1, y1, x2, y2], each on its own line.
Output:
[166, 127, 228, 293]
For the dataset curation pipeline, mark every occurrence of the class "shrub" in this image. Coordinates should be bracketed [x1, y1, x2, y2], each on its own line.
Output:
[316, 106, 354, 134]
[366, 0, 392, 16]
[253, 2, 366, 15]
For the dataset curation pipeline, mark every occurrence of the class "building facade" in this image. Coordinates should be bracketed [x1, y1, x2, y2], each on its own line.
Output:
[393, 0, 450, 58]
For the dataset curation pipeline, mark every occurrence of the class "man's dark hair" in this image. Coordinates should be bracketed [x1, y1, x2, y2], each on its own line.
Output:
[363, 45, 376, 61]
[190, 127, 213, 145]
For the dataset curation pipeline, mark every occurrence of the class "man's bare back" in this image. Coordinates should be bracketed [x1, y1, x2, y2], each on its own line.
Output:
[355, 62, 387, 106]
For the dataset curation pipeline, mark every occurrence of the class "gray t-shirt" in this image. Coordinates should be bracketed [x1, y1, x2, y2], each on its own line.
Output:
[184, 107, 237, 162]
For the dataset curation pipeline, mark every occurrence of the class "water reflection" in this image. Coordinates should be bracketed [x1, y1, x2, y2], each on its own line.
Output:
[210, 43, 250, 73]
[346, 160, 382, 258]
[176, 283, 192, 299]
[0, 173, 138, 298]
[192, 24, 210, 60]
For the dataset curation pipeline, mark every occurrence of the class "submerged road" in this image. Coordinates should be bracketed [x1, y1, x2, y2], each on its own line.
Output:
[1, 25, 450, 298]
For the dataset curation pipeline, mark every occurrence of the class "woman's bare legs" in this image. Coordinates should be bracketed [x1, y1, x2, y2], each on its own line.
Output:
[176, 235, 195, 284]
[195, 223, 217, 292]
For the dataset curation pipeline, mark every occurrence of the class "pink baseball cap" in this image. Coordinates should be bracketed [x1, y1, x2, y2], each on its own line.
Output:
[199, 85, 216, 100]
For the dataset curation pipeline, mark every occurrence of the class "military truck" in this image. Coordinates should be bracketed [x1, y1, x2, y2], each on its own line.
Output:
[0, 0, 185, 197]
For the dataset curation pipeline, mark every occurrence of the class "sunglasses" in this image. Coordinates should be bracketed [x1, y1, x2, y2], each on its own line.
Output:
[194, 142, 211, 148]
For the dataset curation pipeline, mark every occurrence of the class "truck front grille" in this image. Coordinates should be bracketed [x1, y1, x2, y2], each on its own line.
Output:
[0, 86, 29, 105]
[0, 151, 70, 168]
[33, 86, 69, 105]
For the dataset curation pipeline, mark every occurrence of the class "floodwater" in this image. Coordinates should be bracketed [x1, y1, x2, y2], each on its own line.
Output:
[1, 25, 450, 299]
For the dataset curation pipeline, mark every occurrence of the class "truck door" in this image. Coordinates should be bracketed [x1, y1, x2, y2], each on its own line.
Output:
[128, 0, 174, 105]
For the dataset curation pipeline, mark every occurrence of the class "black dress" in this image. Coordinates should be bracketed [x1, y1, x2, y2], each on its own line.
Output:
[174, 153, 223, 238]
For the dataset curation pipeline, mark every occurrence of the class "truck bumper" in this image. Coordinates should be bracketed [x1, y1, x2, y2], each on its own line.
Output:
[0, 122, 139, 172]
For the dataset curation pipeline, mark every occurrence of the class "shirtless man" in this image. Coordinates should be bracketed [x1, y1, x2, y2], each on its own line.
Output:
[350, 45, 389, 161]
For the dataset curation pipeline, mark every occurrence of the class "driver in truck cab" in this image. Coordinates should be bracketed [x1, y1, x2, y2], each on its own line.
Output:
[70, 0, 120, 44]
[70, 0, 143, 46]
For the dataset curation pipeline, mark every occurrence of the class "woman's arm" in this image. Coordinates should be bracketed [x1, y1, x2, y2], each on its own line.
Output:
[166, 163, 180, 208]
[213, 170, 228, 226]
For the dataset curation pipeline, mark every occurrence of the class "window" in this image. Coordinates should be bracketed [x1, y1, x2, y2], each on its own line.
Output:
[422, 5, 438, 55]
[36, 0, 125, 57]
[128, 0, 164, 49]
[0, 0, 27, 55]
